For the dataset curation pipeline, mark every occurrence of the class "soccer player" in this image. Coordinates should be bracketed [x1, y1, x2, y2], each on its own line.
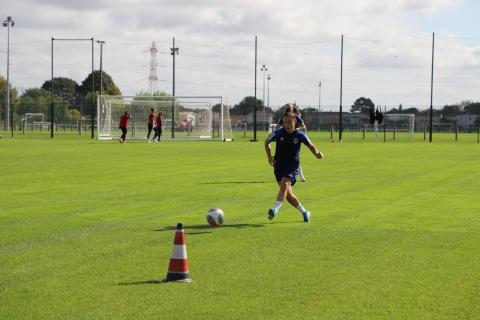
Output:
[119, 111, 132, 144]
[264, 112, 324, 222]
[147, 108, 155, 142]
[276, 104, 306, 131]
[152, 111, 163, 143]
[277, 104, 307, 181]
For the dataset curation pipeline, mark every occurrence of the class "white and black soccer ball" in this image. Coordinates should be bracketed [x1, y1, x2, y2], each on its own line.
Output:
[206, 208, 224, 227]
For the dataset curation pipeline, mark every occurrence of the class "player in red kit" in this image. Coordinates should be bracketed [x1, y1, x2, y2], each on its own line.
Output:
[119, 111, 132, 144]
[152, 111, 163, 143]
[147, 108, 155, 142]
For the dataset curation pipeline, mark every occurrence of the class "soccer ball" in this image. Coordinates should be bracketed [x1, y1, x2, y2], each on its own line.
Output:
[206, 208, 224, 227]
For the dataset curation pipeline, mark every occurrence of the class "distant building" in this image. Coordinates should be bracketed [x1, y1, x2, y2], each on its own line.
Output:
[229, 115, 247, 125]
[414, 113, 441, 127]
[246, 110, 274, 126]
[456, 114, 479, 129]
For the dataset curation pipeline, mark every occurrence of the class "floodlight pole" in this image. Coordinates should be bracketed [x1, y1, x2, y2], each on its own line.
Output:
[91, 38, 94, 139]
[318, 81, 322, 131]
[429, 32, 435, 143]
[261, 64, 267, 131]
[3, 16, 14, 135]
[339, 34, 344, 142]
[51, 38, 54, 138]
[96, 41, 105, 95]
[251, 35, 258, 142]
[95, 40, 105, 138]
[383, 106, 387, 142]
[477, 111, 480, 143]
[171, 37, 179, 139]
[267, 74, 271, 126]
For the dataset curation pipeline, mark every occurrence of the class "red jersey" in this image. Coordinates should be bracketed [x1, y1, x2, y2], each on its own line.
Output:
[148, 112, 155, 125]
[155, 115, 162, 128]
[119, 114, 130, 129]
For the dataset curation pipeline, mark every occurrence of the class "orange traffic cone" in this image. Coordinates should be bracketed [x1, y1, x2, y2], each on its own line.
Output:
[163, 223, 192, 282]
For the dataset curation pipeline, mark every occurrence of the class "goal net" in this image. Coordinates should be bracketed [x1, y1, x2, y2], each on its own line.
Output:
[97, 96, 233, 141]
[385, 114, 415, 140]
[22, 113, 46, 132]
[432, 123, 453, 133]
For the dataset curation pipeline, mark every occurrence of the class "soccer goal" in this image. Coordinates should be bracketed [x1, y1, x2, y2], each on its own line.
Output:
[385, 114, 415, 140]
[433, 123, 454, 133]
[22, 113, 46, 132]
[97, 95, 233, 141]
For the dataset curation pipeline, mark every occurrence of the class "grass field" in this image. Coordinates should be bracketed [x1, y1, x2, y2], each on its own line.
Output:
[1, 132, 480, 319]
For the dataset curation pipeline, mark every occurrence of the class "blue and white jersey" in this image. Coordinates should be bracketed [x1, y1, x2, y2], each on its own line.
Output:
[266, 128, 312, 168]
[277, 115, 304, 129]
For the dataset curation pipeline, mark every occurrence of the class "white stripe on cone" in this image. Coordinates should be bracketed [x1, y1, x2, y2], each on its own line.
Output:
[171, 244, 187, 259]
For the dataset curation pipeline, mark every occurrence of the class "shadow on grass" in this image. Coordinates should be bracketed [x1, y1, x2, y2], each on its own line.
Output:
[197, 181, 270, 185]
[185, 231, 213, 235]
[154, 223, 266, 232]
[118, 280, 166, 286]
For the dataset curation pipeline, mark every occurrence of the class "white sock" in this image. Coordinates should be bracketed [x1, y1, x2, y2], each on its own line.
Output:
[296, 204, 307, 213]
[299, 167, 305, 180]
[273, 201, 283, 211]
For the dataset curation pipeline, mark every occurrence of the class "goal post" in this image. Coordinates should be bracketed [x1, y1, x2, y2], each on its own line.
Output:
[97, 95, 233, 141]
[385, 114, 415, 140]
[23, 113, 46, 132]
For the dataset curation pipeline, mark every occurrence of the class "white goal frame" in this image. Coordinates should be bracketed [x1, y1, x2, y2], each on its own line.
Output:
[432, 123, 454, 133]
[385, 114, 415, 140]
[23, 113, 46, 131]
[97, 95, 232, 141]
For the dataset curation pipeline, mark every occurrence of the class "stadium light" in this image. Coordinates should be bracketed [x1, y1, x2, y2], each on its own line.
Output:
[3, 16, 14, 135]
[267, 74, 271, 116]
[261, 64, 268, 131]
[96, 40, 106, 96]
[318, 81, 322, 112]
[318, 81, 322, 131]
[170, 37, 179, 139]
[251, 35, 258, 142]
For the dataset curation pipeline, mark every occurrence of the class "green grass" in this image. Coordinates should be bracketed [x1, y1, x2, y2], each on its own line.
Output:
[1, 133, 480, 319]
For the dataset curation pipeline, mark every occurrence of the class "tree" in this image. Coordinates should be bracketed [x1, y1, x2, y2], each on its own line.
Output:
[403, 107, 418, 114]
[41, 77, 79, 107]
[441, 104, 462, 116]
[135, 90, 169, 97]
[351, 97, 375, 113]
[464, 102, 480, 115]
[82, 91, 99, 118]
[0, 75, 19, 123]
[302, 107, 318, 113]
[15, 88, 50, 116]
[231, 96, 264, 115]
[67, 109, 81, 122]
[79, 70, 121, 97]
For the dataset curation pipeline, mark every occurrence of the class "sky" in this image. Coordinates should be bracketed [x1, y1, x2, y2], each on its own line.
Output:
[1, 0, 479, 110]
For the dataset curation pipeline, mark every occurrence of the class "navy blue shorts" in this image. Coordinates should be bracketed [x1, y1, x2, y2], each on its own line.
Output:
[274, 166, 299, 186]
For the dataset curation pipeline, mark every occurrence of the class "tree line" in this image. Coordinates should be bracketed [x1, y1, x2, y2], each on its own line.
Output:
[0, 71, 121, 124]
[350, 97, 480, 117]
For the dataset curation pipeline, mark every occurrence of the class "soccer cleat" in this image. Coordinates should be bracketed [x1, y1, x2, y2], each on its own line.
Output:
[268, 208, 277, 220]
[302, 210, 310, 222]
[301, 178, 307, 182]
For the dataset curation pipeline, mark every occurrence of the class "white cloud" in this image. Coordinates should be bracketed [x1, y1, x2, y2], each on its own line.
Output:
[2, 0, 478, 108]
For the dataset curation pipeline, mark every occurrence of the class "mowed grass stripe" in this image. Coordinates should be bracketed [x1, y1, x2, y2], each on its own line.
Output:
[1, 137, 479, 319]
